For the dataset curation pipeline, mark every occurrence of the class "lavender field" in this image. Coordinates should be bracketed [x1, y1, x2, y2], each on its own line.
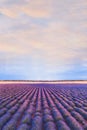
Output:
[0, 83, 87, 130]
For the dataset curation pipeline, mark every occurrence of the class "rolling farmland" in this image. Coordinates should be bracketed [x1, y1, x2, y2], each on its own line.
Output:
[0, 83, 87, 130]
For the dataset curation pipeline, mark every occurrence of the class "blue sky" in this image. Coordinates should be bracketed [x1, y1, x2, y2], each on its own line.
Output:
[0, 0, 87, 80]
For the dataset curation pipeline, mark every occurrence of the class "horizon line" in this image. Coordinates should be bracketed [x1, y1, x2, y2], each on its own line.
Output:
[0, 80, 87, 84]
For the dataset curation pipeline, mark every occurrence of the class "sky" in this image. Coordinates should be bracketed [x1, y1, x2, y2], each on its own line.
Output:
[0, 0, 87, 80]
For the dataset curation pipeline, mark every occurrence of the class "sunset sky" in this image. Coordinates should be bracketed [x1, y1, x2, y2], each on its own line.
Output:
[0, 0, 87, 80]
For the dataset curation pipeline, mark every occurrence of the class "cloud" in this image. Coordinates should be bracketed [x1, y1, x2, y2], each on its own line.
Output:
[0, 0, 87, 79]
[0, 7, 18, 18]
[0, 19, 87, 67]
[0, 0, 52, 18]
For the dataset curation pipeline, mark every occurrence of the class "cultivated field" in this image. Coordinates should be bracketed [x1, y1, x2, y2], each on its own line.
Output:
[0, 83, 87, 130]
